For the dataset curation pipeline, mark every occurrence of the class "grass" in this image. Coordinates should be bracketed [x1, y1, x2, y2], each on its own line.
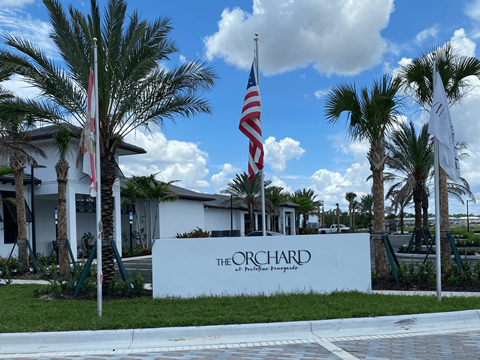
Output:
[2, 284, 480, 333]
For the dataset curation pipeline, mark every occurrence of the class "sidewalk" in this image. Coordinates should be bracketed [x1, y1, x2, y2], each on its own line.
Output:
[1, 309, 480, 356]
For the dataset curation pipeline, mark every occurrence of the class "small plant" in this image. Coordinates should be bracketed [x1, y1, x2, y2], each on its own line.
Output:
[131, 265, 145, 295]
[371, 270, 379, 283]
[447, 272, 457, 287]
[3, 267, 12, 285]
[176, 227, 210, 238]
[471, 272, 480, 286]
[428, 272, 436, 287]
[415, 264, 426, 281]
[45, 264, 63, 299]
[460, 270, 468, 285]
[109, 277, 130, 296]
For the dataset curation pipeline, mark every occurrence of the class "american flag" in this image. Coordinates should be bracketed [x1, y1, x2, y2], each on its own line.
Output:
[83, 69, 97, 196]
[239, 59, 263, 181]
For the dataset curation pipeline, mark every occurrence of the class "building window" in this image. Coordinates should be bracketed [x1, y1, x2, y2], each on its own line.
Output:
[76, 195, 96, 213]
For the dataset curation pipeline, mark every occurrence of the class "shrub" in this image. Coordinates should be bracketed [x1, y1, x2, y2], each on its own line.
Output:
[176, 227, 210, 238]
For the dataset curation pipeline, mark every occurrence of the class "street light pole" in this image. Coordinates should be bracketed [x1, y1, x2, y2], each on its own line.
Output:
[467, 200, 470, 233]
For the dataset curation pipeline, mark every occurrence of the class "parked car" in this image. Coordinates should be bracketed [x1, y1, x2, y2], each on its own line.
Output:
[317, 224, 350, 234]
[246, 231, 285, 236]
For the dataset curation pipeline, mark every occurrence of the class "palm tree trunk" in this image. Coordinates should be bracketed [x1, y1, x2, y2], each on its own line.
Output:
[248, 202, 254, 233]
[349, 203, 352, 230]
[10, 153, 29, 270]
[413, 185, 423, 250]
[422, 186, 429, 228]
[439, 168, 451, 272]
[55, 158, 70, 276]
[369, 141, 388, 277]
[100, 151, 117, 292]
[400, 209, 404, 235]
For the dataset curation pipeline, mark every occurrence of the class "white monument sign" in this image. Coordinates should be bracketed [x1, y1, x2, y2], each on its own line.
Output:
[152, 234, 371, 298]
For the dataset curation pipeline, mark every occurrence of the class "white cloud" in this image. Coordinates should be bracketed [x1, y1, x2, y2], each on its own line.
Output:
[0, 9, 56, 59]
[311, 162, 372, 210]
[3, 75, 42, 99]
[270, 176, 293, 194]
[204, 0, 394, 76]
[414, 25, 438, 45]
[210, 163, 240, 193]
[450, 28, 476, 57]
[264, 136, 305, 175]
[310, 139, 371, 210]
[179, 55, 187, 64]
[120, 132, 210, 191]
[398, 57, 412, 67]
[466, 0, 480, 21]
[0, 0, 35, 7]
[314, 88, 330, 100]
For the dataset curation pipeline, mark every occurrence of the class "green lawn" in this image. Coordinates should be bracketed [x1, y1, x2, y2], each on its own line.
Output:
[2, 284, 480, 333]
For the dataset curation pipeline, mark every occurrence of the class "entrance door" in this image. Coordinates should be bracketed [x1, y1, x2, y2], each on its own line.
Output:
[3, 201, 17, 244]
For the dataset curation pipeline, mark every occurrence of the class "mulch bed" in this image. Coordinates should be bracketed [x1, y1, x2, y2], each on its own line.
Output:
[1, 271, 153, 301]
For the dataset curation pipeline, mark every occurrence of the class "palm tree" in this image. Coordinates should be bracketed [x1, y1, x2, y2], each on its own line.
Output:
[397, 42, 480, 270]
[351, 200, 359, 232]
[52, 126, 71, 276]
[387, 189, 412, 235]
[345, 192, 357, 232]
[120, 179, 144, 247]
[0, 0, 217, 287]
[384, 121, 433, 249]
[361, 194, 374, 231]
[290, 188, 318, 233]
[221, 172, 272, 234]
[265, 186, 289, 232]
[149, 177, 178, 242]
[325, 75, 404, 277]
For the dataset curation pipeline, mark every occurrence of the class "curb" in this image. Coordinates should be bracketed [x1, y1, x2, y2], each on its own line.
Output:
[1, 310, 480, 354]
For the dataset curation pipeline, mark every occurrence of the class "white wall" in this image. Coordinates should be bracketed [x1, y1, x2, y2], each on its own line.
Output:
[204, 208, 242, 235]
[158, 200, 205, 238]
[152, 233, 371, 298]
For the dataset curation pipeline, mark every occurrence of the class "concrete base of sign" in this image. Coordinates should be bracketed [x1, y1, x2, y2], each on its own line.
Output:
[152, 234, 371, 298]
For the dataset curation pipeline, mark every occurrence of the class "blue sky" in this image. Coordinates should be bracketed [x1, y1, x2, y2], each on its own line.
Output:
[2, 0, 480, 215]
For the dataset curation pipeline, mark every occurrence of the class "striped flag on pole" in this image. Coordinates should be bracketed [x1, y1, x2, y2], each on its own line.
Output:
[239, 58, 263, 181]
[83, 69, 97, 196]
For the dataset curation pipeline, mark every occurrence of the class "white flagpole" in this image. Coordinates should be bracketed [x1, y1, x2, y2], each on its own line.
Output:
[433, 52, 442, 302]
[93, 38, 103, 315]
[254, 34, 266, 237]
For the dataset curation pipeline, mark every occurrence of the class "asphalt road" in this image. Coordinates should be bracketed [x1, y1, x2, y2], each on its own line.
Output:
[116, 257, 152, 283]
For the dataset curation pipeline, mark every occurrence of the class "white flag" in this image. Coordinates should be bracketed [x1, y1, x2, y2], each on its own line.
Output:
[428, 71, 460, 181]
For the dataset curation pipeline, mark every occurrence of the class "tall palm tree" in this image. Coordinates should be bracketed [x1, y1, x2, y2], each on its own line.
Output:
[290, 188, 318, 232]
[384, 121, 433, 249]
[345, 192, 357, 232]
[387, 189, 413, 235]
[120, 179, 144, 247]
[149, 177, 178, 242]
[53, 126, 71, 276]
[397, 42, 480, 270]
[0, 0, 217, 287]
[265, 186, 289, 232]
[361, 194, 374, 231]
[325, 75, 404, 277]
[221, 172, 272, 234]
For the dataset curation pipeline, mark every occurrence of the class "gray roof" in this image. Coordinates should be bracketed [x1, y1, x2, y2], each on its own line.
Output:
[204, 194, 248, 210]
[168, 184, 216, 202]
[0, 173, 41, 186]
[204, 194, 300, 210]
[29, 124, 146, 155]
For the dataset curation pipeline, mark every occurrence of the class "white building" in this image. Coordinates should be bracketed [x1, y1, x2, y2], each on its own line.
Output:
[0, 124, 298, 260]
